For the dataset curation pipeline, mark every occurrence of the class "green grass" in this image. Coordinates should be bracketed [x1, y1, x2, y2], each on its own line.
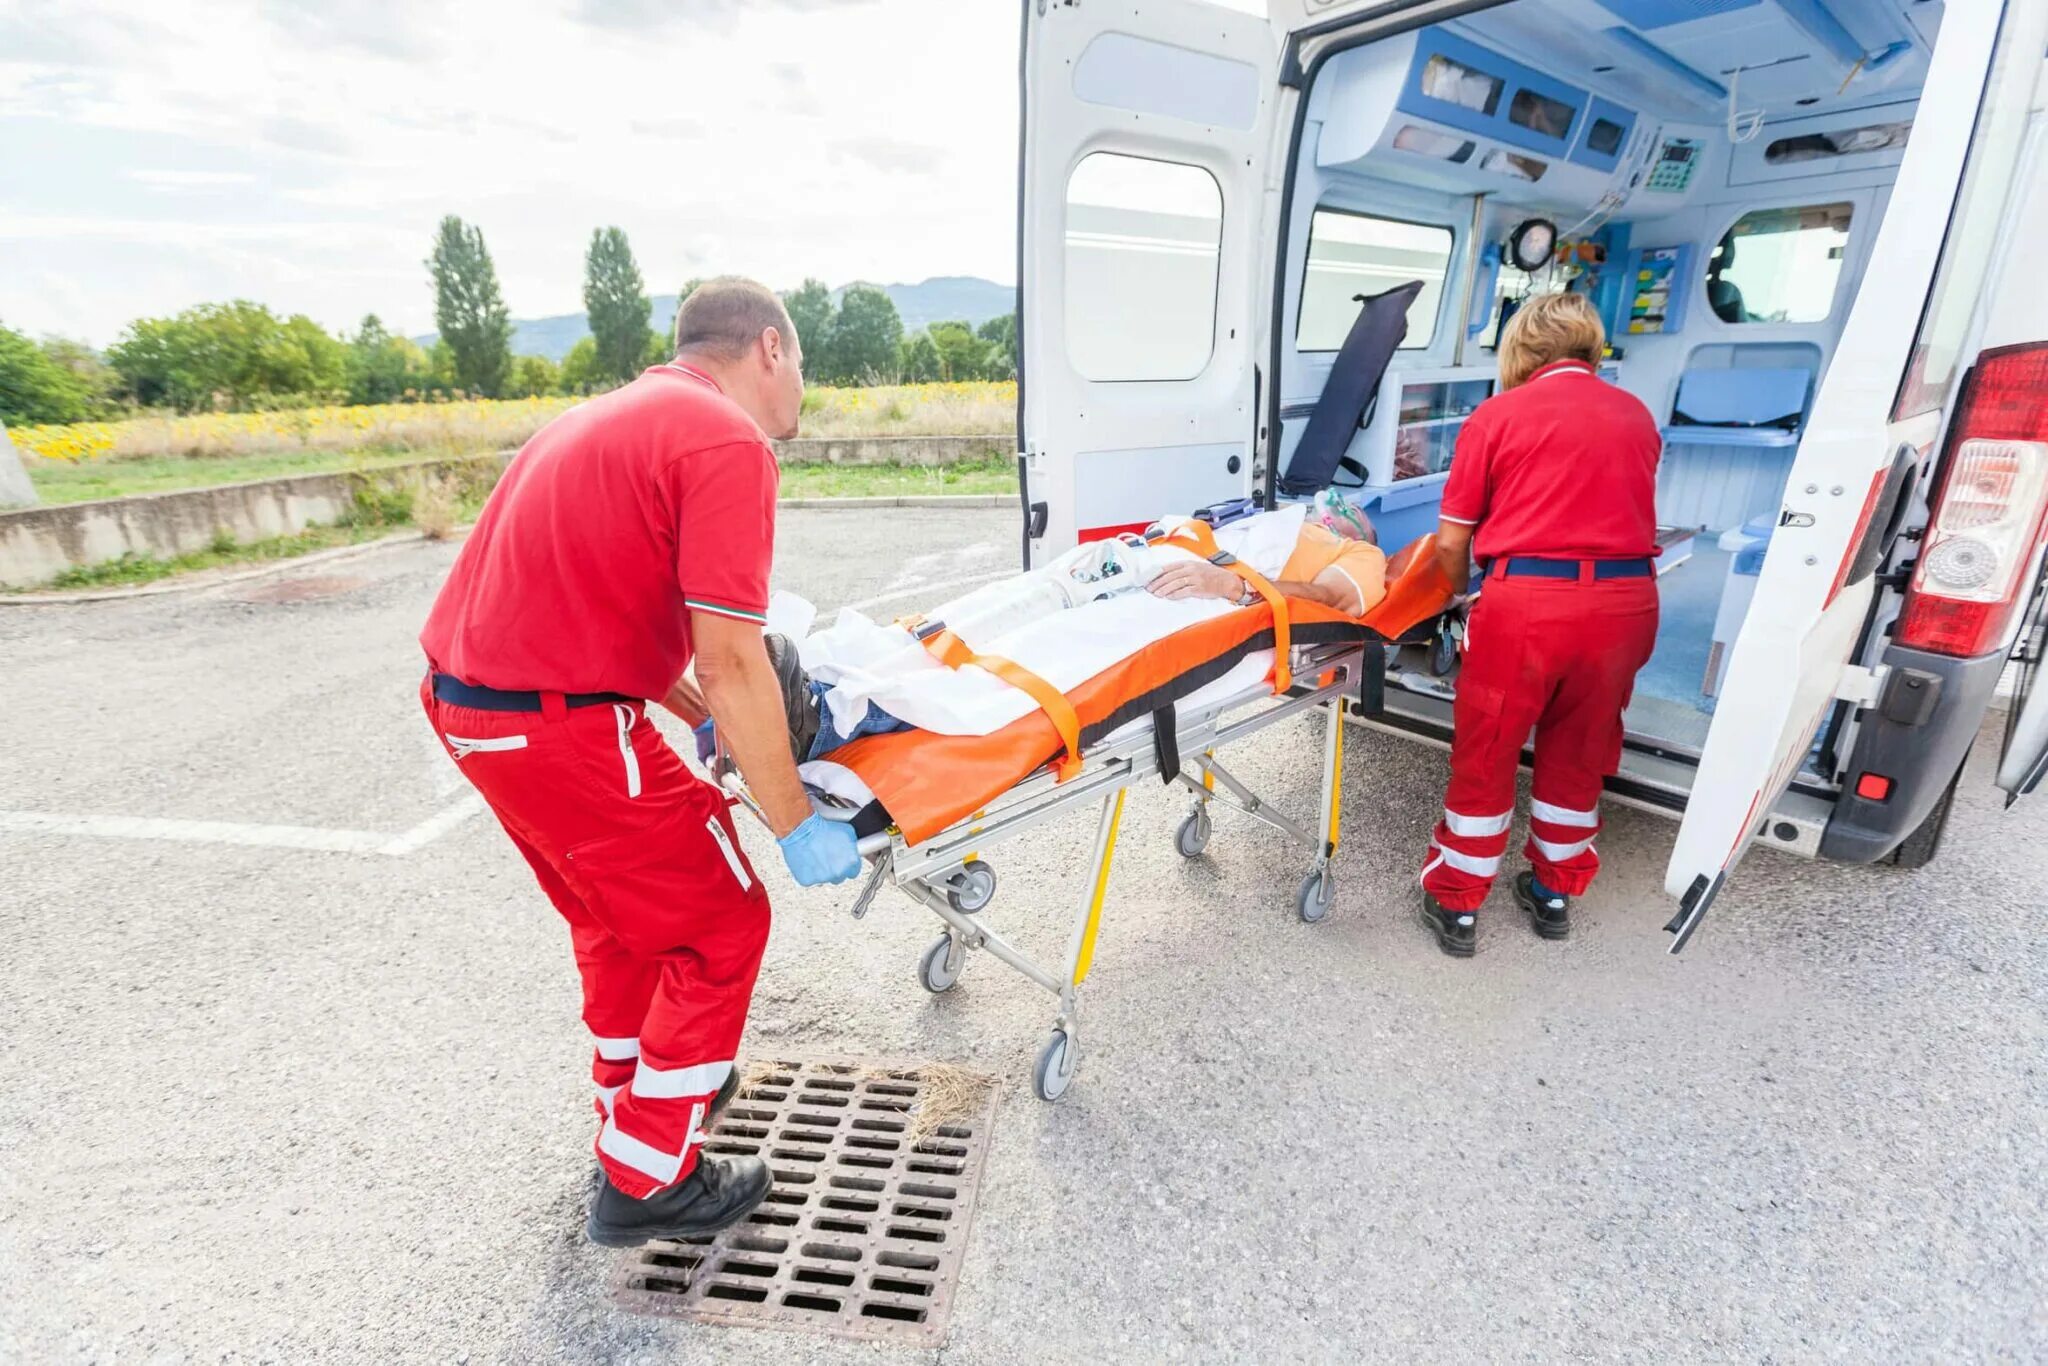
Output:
[778, 456, 1015, 499]
[37, 523, 399, 592]
[27, 450, 435, 504]
[19, 455, 1015, 593]
[28, 449, 1018, 504]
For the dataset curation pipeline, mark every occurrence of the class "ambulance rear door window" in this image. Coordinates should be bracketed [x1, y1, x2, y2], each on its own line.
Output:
[1063, 152, 1223, 382]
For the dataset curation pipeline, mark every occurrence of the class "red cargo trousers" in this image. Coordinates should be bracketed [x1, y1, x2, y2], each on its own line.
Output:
[1420, 568, 1659, 912]
[421, 679, 769, 1198]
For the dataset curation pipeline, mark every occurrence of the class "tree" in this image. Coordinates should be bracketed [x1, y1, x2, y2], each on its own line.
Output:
[509, 354, 561, 398]
[782, 278, 834, 376]
[928, 320, 991, 381]
[345, 314, 430, 405]
[427, 215, 513, 398]
[37, 337, 119, 417]
[899, 331, 942, 383]
[558, 336, 604, 393]
[583, 226, 654, 386]
[642, 330, 670, 369]
[977, 313, 1017, 379]
[105, 302, 347, 410]
[825, 284, 902, 384]
[0, 324, 96, 424]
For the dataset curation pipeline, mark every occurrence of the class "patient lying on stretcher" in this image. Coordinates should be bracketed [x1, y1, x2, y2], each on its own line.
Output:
[736, 503, 1391, 766]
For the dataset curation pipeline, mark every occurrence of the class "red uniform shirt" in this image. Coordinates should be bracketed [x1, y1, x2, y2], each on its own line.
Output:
[1438, 359, 1662, 561]
[420, 364, 778, 699]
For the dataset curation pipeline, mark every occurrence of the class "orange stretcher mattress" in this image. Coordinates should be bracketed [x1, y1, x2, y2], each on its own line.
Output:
[823, 536, 1455, 846]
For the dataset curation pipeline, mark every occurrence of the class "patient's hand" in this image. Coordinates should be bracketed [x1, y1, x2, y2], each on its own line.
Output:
[1148, 560, 1244, 603]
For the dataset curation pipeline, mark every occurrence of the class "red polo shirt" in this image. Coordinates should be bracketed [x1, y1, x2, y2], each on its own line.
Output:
[1438, 359, 1661, 560]
[420, 364, 778, 699]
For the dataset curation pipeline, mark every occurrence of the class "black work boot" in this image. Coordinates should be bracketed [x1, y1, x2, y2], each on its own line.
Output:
[1418, 894, 1477, 957]
[1512, 872, 1571, 939]
[763, 632, 821, 765]
[586, 1153, 772, 1248]
[709, 1064, 742, 1119]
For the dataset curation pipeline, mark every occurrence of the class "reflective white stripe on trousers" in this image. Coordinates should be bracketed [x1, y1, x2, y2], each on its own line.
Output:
[1530, 797, 1599, 828]
[1442, 808, 1512, 839]
[1430, 842, 1501, 877]
[1531, 833, 1597, 861]
[597, 1116, 686, 1185]
[632, 1058, 733, 1100]
[592, 1035, 640, 1062]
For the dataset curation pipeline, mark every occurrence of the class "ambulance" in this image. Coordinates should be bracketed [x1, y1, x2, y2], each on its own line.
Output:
[1012, 0, 2048, 944]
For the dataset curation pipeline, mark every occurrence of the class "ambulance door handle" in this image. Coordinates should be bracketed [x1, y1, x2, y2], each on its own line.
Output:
[1027, 502, 1048, 538]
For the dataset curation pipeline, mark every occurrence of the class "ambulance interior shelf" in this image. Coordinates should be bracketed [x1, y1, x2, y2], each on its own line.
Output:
[1315, 25, 1643, 210]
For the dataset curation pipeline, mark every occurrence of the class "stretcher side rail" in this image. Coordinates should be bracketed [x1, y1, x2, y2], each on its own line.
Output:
[725, 637, 1368, 1101]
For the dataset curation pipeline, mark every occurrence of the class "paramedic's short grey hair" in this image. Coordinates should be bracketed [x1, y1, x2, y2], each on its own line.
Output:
[672, 277, 797, 362]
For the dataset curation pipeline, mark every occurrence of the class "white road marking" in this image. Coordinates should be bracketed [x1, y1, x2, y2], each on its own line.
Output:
[379, 793, 487, 855]
[0, 793, 486, 858]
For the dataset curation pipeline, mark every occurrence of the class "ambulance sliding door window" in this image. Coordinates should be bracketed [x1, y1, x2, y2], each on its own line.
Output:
[1705, 203, 1854, 325]
[1296, 209, 1453, 351]
[1063, 153, 1222, 382]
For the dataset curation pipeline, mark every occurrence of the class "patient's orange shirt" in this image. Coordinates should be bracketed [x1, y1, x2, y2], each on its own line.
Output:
[1279, 525, 1387, 617]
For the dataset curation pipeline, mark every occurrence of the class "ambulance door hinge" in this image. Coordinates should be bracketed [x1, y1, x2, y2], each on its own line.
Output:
[1834, 663, 1889, 709]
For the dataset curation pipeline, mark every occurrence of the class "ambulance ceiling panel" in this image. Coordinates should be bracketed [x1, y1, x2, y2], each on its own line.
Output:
[1456, 0, 1928, 122]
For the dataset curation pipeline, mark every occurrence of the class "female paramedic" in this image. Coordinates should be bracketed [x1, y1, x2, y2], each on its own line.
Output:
[1416, 292, 1661, 957]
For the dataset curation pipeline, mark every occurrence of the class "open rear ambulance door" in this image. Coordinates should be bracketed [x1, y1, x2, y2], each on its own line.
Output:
[1018, 0, 1278, 563]
[1662, 0, 2025, 951]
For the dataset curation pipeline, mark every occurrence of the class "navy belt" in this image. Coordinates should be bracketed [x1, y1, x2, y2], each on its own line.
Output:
[431, 674, 637, 712]
[1492, 557, 1654, 581]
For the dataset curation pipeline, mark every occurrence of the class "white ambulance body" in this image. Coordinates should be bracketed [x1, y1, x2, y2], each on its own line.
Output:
[1015, 0, 2048, 941]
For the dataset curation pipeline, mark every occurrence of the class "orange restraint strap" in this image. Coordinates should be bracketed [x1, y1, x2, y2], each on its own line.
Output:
[1152, 523, 1293, 693]
[917, 627, 1087, 782]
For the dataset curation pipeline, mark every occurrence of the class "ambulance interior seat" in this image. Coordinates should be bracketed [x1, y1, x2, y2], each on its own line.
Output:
[1705, 234, 1748, 325]
[1278, 279, 1428, 497]
[1663, 365, 1814, 448]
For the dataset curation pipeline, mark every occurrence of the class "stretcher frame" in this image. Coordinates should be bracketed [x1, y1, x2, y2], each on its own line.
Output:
[721, 638, 1366, 1102]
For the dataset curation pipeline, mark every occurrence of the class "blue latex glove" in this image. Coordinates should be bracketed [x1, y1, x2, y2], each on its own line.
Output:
[693, 719, 716, 763]
[777, 813, 863, 887]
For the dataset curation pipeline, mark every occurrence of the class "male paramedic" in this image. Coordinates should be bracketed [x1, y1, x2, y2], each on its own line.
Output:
[1417, 292, 1661, 956]
[417, 278, 863, 1246]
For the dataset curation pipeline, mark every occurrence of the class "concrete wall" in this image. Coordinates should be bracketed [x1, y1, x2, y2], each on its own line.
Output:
[0, 437, 1015, 587]
[772, 434, 1011, 466]
[0, 454, 507, 589]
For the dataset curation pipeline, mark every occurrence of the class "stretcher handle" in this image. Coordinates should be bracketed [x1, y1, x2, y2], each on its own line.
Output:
[856, 831, 893, 858]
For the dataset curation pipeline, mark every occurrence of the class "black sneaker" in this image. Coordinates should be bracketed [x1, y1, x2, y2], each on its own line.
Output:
[1418, 894, 1477, 957]
[764, 632, 821, 765]
[586, 1153, 772, 1248]
[1512, 872, 1571, 939]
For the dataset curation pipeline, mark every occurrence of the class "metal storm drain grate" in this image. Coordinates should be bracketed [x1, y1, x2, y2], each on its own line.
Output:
[610, 1056, 998, 1346]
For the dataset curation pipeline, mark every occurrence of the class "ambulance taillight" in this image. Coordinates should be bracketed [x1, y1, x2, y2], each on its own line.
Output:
[1895, 344, 2048, 658]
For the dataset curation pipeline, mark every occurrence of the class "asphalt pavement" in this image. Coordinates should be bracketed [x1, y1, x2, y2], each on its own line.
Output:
[2, 505, 2043, 1363]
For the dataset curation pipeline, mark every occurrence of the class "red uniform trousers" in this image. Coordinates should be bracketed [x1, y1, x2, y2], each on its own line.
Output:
[420, 680, 769, 1198]
[1419, 570, 1659, 912]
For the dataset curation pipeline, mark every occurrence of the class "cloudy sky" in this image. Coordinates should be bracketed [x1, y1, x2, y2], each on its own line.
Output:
[0, 0, 1041, 346]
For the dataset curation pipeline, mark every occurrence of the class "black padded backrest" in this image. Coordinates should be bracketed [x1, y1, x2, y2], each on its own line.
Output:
[1279, 280, 1427, 497]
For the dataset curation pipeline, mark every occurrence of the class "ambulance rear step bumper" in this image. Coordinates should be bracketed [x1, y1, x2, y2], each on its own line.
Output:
[1355, 691, 1835, 859]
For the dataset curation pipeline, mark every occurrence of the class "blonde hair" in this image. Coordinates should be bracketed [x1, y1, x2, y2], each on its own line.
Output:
[1497, 292, 1605, 389]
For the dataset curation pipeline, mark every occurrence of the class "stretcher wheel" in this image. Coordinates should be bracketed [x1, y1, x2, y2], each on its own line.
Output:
[1297, 870, 1334, 924]
[946, 860, 997, 914]
[1032, 1028, 1076, 1102]
[1428, 628, 1458, 677]
[917, 934, 963, 994]
[1174, 809, 1212, 859]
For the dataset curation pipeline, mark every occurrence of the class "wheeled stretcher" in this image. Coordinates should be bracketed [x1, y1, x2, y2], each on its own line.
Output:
[721, 538, 1456, 1101]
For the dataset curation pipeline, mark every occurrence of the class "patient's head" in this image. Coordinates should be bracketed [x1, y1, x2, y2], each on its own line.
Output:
[1498, 291, 1604, 389]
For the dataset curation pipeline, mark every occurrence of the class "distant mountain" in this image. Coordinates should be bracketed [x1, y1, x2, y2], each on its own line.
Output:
[415, 276, 1014, 362]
